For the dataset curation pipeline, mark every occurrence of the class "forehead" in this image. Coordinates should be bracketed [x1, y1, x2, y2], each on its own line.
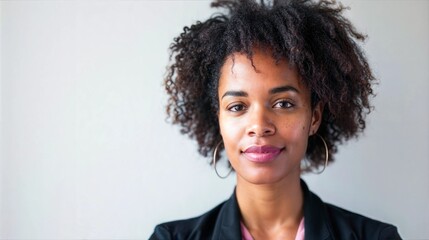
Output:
[218, 49, 307, 93]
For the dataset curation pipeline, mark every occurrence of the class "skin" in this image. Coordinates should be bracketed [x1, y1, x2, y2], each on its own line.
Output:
[218, 48, 323, 239]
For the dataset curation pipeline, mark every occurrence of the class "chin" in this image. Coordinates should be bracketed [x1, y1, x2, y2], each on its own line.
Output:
[237, 165, 301, 185]
[238, 171, 288, 185]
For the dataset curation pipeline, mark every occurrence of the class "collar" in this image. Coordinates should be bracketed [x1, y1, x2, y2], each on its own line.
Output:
[214, 179, 334, 240]
[301, 179, 333, 240]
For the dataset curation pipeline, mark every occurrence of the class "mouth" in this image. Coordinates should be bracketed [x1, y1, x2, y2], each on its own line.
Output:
[242, 145, 284, 163]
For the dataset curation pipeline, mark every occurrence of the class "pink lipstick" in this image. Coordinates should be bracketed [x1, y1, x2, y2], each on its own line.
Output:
[243, 145, 283, 163]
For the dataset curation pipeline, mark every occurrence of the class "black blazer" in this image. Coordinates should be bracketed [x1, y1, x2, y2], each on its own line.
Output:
[150, 180, 401, 239]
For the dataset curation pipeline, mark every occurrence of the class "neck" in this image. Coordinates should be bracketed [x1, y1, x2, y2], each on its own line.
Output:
[236, 174, 304, 234]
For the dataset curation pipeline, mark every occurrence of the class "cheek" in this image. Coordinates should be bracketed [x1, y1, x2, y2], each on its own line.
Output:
[218, 119, 242, 166]
[279, 117, 311, 141]
[218, 116, 241, 149]
[301, 124, 310, 134]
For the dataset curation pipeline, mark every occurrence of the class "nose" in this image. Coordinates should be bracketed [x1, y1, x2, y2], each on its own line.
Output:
[246, 106, 276, 137]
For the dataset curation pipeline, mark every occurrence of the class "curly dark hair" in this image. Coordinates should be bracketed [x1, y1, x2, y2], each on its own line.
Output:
[164, 0, 375, 171]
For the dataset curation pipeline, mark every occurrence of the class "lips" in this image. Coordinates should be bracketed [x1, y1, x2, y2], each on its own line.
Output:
[243, 145, 283, 163]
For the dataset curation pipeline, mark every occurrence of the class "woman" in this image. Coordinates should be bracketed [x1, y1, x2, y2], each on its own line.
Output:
[151, 0, 401, 239]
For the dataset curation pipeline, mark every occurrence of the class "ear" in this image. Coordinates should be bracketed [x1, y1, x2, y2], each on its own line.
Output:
[309, 102, 324, 136]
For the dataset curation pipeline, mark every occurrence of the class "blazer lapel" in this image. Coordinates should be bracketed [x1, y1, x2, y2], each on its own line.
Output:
[212, 190, 242, 240]
[301, 179, 334, 240]
[211, 181, 335, 240]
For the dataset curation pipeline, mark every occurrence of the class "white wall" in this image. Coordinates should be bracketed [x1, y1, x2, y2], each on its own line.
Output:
[1, 0, 428, 239]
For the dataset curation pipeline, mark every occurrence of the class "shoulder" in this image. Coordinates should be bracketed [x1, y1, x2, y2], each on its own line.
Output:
[323, 202, 401, 239]
[301, 180, 401, 239]
[149, 201, 226, 240]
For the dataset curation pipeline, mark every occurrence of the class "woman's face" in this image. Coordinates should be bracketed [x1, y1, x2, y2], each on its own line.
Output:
[218, 49, 322, 185]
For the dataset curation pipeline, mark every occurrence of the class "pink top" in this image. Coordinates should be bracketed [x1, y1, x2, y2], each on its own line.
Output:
[240, 217, 305, 240]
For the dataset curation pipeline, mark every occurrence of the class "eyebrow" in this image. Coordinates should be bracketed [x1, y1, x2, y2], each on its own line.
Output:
[269, 85, 300, 94]
[221, 91, 248, 99]
[221, 85, 299, 99]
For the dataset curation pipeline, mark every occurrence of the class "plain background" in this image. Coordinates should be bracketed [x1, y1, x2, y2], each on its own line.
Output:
[1, 0, 428, 239]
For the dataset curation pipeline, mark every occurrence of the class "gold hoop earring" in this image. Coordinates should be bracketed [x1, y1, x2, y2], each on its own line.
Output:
[212, 141, 233, 179]
[302, 134, 329, 174]
[312, 134, 329, 174]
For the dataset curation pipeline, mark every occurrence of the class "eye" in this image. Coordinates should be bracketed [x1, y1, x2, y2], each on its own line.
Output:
[228, 104, 246, 112]
[273, 100, 294, 109]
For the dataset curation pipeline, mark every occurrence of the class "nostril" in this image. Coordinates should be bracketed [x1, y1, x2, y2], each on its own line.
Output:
[246, 116, 276, 137]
